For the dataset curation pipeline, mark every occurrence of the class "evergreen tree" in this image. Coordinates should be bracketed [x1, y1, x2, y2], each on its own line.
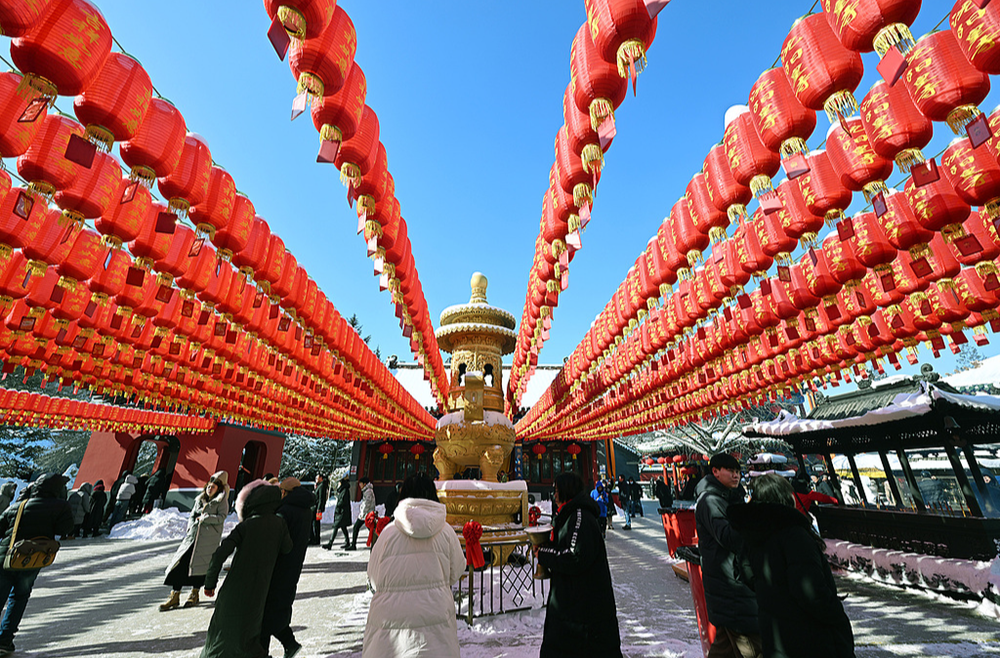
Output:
[0, 367, 92, 478]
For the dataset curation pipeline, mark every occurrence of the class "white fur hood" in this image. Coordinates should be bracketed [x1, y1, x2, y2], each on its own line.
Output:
[392, 498, 448, 539]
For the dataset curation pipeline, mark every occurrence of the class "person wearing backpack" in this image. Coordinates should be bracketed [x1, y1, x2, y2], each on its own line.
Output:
[0, 473, 73, 655]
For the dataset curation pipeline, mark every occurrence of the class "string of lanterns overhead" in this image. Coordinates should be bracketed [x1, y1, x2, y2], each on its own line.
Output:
[518, 0, 1000, 442]
[0, 0, 436, 440]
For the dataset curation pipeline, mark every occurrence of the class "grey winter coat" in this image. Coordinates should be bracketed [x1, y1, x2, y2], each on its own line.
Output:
[0, 482, 17, 513]
[359, 482, 375, 516]
[166, 487, 230, 579]
[116, 475, 138, 502]
[68, 483, 93, 526]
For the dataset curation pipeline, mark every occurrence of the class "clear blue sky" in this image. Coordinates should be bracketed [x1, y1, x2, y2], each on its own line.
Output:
[7, 1, 990, 386]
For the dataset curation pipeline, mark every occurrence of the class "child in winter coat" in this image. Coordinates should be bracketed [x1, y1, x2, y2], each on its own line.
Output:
[362, 473, 465, 658]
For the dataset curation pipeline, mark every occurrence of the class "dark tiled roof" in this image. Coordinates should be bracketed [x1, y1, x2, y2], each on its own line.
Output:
[808, 378, 953, 421]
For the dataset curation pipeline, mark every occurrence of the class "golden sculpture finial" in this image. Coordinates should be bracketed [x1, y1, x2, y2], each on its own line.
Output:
[470, 272, 488, 304]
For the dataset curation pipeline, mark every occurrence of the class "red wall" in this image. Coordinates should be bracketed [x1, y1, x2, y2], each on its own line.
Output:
[76, 423, 285, 491]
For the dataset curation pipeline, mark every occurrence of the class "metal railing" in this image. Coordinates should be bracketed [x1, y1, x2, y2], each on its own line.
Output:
[454, 538, 548, 625]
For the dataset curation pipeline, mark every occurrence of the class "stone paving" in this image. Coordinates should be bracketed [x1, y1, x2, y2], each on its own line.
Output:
[4, 501, 999, 657]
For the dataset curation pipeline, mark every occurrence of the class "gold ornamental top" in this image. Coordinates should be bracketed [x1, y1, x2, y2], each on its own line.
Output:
[436, 273, 517, 354]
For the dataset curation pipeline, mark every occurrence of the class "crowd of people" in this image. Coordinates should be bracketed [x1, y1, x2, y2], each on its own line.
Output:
[0, 454, 863, 658]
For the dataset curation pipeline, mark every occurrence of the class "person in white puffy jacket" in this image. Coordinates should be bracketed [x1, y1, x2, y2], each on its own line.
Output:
[362, 473, 465, 658]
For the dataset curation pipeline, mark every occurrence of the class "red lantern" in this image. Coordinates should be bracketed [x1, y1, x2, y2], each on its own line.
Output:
[334, 105, 379, 189]
[563, 85, 609, 186]
[157, 133, 212, 216]
[288, 5, 356, 103]
[531, 443, 547, 459]
[555, 126, 593, 210]
[860, 78, 933, 173]
[22, 207, 78, 277]
[879, 188, 932, 252]
[942, 136, 1000, 223]
[670, 197, 709, 268]
[264, 0, 337, 41]
[781, 13, 865, 122]
[88, 247, 130, 305]
[748, 66, 816, 163]
[95, 177, 151, 250]
[904, 171, 970, 232]
[73, 53, 152, 151]
[53, 149, 121, 222]
[16, 114, 84, 199]
[0, 0, 52, 38]
[797, 149, 853, 225]
[583, 0, 658, 82]
[10, 0, 112, 98]
[951, 0, 1000, 75]
[0, 187, 47, 258]
[821, 0, 920, 54]
[129, 202, 174, 270]
[378, 442, 393, 460]
[567, 443, 582, 460]
[410, 443, 425, 460]
[0, 72, 47, 158]
[852, 211, 897, 270]
[704, 143, 752, 226]
[188, 166, 236, 240]
[777, 177, 824, 247]
[734, 217, 773, 279]
[117, 96, 184, 198]
[213, 195, 256, 264]
[56, 228, 103, 289]
[903, 29, 991, 135]
[824, 117, 894, 202]
[723, 105, 781, 199]
[570, 24, 628, 132]
[311, 62, 367, 161]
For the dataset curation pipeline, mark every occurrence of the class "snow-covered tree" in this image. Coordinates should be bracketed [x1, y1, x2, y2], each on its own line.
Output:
[279, 434, 353, 480]
[625, 402, 794, 457]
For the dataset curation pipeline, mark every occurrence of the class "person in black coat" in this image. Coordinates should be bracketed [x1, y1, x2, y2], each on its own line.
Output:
[536, 472, 622, 658]
[628, 477, 643, 517]
[142, 468, 169, 514]
[310, 474, 329, 546]
[695, 454, 760, 657]
[0, 473, 74, 654]
[654, 477, 674, 509]
[104, 470, 130, 521]
[84, 480, 107, 537]
[261, 478, 315, 657]
[322, 477, 352, 551]
[730, 475, 854, 658]
[383, 482, 401, 519]
[130, 475, 149, 516]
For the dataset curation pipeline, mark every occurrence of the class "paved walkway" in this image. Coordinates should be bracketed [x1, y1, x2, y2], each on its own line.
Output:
[5, 501, 999, 657]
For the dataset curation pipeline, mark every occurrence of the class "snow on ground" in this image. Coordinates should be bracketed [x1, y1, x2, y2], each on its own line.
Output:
[108, 507, 239, 541]
[9, 500, 1000, 658]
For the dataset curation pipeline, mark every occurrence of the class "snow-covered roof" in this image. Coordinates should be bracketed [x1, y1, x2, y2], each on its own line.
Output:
[944, 354, 1000, 390]
[747, 383, 1000, 438]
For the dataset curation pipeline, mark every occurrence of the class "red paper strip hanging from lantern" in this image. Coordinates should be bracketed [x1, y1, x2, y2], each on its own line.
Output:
[903, 29, 991, 135]
[0, 72, 48, 159]
[288, 5, 356, 104]
[781, 13, 865, 123]
[10, 0, 112, 98]
[119, 98, 187, 186]
[73, 52, 152, 151]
